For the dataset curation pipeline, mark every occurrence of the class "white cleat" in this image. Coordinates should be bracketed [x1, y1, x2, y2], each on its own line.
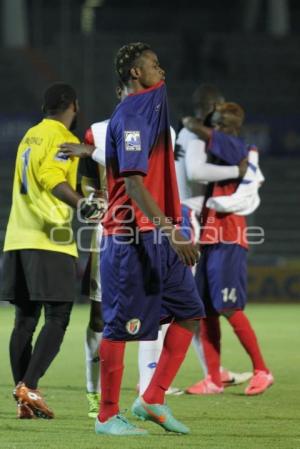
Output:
[165, 387, 184, 396]
[221, 369, 253, 387]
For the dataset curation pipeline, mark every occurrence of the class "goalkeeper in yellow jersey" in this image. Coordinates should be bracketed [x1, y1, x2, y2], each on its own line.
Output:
[0, 83, 101, 419]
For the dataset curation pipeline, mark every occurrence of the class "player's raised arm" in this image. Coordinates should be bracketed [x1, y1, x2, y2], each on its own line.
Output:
[182, 117, 212, 142]
[184, 102, 249, 179]
[59, 114, 110, 166]
[58, 142, 95, 159]
[206, 102, 248, 165]
[185, 139, 245, 183]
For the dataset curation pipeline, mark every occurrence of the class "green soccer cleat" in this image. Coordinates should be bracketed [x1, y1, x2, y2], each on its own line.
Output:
[131, 397, 190, 434]
[95, 414, 148, 436]
[86, 392, 100, 418]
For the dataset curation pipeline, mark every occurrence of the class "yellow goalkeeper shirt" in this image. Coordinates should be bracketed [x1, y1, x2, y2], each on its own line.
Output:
[4, 118, 79, 257]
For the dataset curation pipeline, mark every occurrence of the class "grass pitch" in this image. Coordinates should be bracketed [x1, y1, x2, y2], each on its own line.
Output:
[0, 303, 299, 449]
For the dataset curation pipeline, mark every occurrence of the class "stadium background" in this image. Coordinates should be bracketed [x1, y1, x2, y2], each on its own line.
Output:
[0, 0, 300, 302]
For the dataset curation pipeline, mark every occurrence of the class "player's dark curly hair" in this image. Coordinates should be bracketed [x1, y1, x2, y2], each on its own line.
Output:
[115, 42, 151, 84]
[42, 83, 77, 115]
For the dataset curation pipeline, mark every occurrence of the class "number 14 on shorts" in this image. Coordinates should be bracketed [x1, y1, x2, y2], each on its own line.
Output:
[221, 288, 237, 303]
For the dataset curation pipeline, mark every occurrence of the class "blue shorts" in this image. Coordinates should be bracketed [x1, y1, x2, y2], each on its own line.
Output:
[100, 232, 205, 341]
[195, 243, 247, 315]
[180, 204, 201, 243]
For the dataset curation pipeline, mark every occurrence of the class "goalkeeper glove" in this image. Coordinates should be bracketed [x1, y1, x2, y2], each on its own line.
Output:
[78, 193, 107, 223]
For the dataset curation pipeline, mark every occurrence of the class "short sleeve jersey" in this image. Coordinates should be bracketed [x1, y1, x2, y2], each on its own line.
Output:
[4, 119, 79, 256]
[201, 130, 249, 249]
[102, 81, 181, 234]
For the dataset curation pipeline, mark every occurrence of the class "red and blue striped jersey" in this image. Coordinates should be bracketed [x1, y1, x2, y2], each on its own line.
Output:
[102, 81, 181, 235]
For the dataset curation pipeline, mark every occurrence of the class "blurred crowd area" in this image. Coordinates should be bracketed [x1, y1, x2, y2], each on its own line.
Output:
[0, 0, 299, 301]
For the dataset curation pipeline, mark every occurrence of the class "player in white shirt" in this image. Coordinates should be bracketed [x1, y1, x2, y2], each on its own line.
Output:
[175, 84, 252, 390]
[78, 121, 108, 418]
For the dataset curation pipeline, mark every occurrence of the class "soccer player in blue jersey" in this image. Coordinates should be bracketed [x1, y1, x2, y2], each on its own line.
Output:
[59, 84, 182, 419]
[92, 42, 205, 436]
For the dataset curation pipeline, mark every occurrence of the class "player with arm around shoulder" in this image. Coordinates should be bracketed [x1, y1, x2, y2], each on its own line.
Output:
[183, 102, 274, 396]
[175, 86, 252, 390]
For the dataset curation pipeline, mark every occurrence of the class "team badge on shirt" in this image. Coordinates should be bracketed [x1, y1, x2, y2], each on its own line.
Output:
[124, 131, 141, 151]
[125, 318, 141, 335]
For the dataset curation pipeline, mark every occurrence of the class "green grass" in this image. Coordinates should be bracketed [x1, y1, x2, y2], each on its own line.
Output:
[0, 304, 300, 449]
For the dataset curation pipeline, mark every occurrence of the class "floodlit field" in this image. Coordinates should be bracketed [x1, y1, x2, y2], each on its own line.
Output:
[0, 304, 299, 449]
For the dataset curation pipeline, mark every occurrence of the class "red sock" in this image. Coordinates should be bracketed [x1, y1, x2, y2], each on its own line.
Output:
[143, 322, 194, 404]
[200, 316, 222, 387]
[98, 339, 125, 422]
[228, 310, 268, 372]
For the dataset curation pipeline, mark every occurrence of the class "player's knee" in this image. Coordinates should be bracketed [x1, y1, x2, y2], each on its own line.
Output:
[176, 319, 199, 333]
[89, 300, 103, 331]
[14, 304, 41, 334]
[14, 316, 39, 335]
[45, 302, 73, 331]
[46, 315, 71, 331]
[89, 317, 104, 333]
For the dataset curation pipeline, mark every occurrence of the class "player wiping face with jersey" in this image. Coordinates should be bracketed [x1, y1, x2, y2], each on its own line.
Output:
[59, 44, 204, 435]
[58, 78, 182, 415]
[92, 42, 205, 437]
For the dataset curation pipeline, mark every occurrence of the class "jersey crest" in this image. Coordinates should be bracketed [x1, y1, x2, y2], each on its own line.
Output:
[124, 131, 141, 151]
